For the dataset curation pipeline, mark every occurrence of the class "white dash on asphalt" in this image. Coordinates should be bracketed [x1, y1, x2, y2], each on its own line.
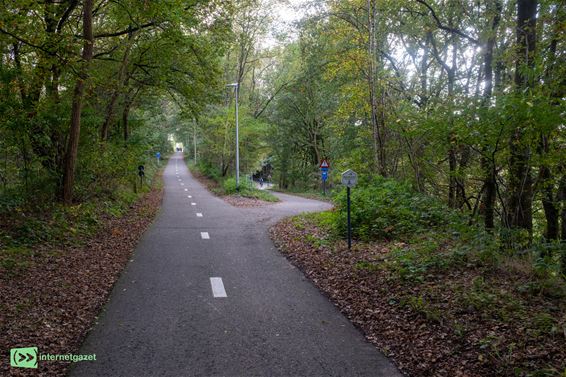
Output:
[191, 202, 196, 206]
[196, 213, 203, 217]
[184, 188, 188, 191]
[201, 232, 210, 239]
[187, 195, 192, 198]
[210, 277, 227, 298]
[181, 183, 184, 186]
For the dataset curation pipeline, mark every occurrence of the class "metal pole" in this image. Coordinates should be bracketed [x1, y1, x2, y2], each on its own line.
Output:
[347, 186, 351, 249]
[193, 121, 197, 164]
[235, 83, 240, 191]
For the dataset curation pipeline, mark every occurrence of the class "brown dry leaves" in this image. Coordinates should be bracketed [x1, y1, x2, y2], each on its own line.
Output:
[222, 195, 274, 208]
[270, 217, 566, 377]
[0, 185, 163, 376]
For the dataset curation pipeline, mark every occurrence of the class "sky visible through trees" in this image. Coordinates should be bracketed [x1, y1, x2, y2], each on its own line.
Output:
[0, 0, 564, 283]
[0, 1, 564, 374]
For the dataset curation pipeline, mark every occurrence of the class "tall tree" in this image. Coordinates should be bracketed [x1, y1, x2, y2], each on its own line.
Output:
[480, 0, 502, 230]
[62, 0, 94, 204]
[506, 0, 537, 234]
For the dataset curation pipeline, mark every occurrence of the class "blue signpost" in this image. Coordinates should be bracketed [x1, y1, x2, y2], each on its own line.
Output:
[320, 159, 330, 195]
[156, 152, 161, 165]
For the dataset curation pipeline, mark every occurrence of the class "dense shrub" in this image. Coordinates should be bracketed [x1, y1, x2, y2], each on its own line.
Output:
[0, 114, 166, 248]
[222, 177, 253, 194]
[332, 177, 456, 241]
[195, 161, 222, 182]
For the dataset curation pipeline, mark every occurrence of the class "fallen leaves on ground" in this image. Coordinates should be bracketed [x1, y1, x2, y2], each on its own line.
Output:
[270, 216, 566, 377]
[0, 184, 163, 376]
[222, 195, 275, 208]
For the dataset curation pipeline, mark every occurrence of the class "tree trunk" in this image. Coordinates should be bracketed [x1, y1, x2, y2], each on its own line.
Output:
[367, 0, 386, 177]
[506, 0, 537, 233]
[101, 92, 120, 141]
[101, 33, 135, 141]
[447, 66, 457, 208]
[61, 0, 94, 204]
[437, 29, 458, 209]
[456, 147, 471, 210]
[122, 100, 131, 142]
[539, 135, 558, 240]
[558, 173, 566, 277]
[538, 3, 562, 243]
[480, 0, 501, 229]
[121, 83, 139, 142]
[506, 128, 533, 233]
[558, 173, 566, 240]
[448, 136, 457, 208]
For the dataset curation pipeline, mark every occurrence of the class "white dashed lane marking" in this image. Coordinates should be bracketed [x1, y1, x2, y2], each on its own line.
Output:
[191, 202, 196, 206]
[201, 232, 210, 239]
[210, 277, 227, 298]
[184, 189, 188, 191]
[196, 213, 203, 217]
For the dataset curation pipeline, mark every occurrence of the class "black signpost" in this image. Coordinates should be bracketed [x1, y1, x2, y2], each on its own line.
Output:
[138, 165, 145, 187]
[347, 186, 351, 249]
[341, 169, 358, 250]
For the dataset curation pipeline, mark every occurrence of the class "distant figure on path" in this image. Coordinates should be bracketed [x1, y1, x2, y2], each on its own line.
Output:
[259, 177, 264, 187]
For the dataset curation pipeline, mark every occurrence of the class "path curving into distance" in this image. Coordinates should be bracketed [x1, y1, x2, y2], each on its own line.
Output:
[70, 152, 401, 377]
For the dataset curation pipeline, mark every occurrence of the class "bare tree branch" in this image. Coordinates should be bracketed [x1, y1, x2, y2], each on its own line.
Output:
[254, 82, 289, 119]
[415, 0, 479, 45]
[92, 21, 156, 39]
[56, 0, 79, 33]
[0, 28, 52, 54]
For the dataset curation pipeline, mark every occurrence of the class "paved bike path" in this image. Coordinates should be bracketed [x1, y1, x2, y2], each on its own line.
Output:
[71, 153, 401, 377]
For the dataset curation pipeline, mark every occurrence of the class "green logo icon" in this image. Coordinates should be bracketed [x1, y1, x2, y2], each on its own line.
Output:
[10, 347, 38, 368]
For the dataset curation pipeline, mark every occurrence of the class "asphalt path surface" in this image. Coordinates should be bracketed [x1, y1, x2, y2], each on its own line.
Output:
[71, 153, 401, 377]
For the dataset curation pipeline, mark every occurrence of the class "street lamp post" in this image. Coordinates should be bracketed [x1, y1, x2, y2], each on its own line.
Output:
[193, 119, 197, 164]
[227, 83, 240, 190]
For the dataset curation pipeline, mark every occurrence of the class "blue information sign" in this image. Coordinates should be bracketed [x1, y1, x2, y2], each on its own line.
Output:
[320, 159, 330, 194]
